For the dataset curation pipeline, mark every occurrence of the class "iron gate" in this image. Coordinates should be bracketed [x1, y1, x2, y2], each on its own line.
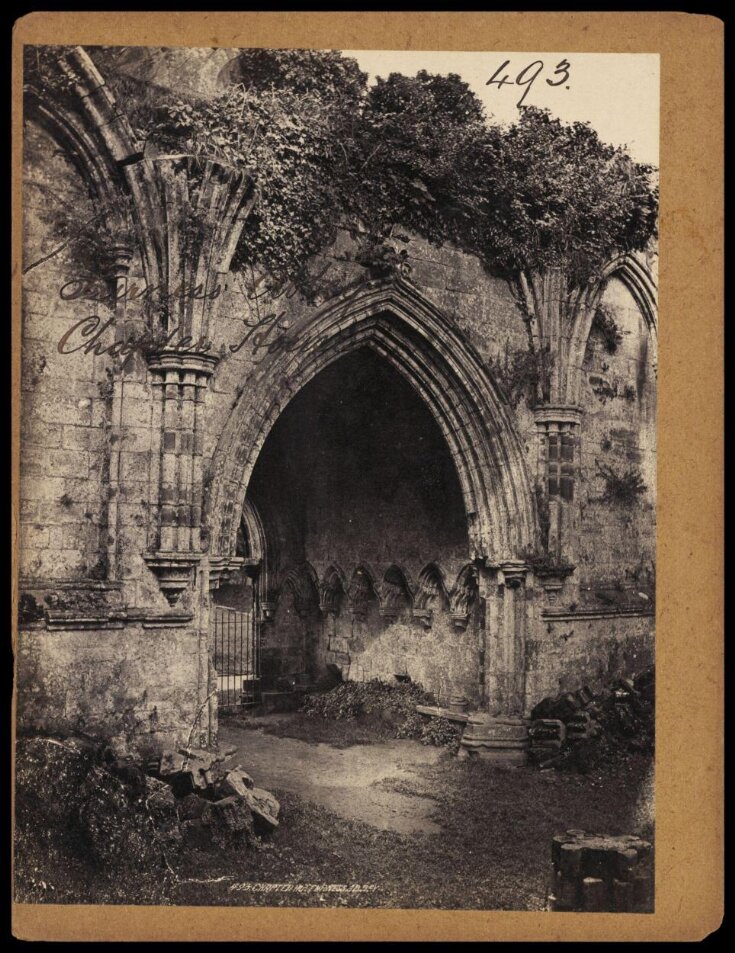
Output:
[211, 606, 260, 711]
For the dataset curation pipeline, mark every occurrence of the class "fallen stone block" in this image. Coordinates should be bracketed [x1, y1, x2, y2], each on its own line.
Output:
[159, 749, 210, 793]
[458, 715, 530, 765]
[176, 747, 219, 769]
[178, 745, 237, 765]
[201, 795, 255, 849]
[548, 830, 653, 913]
[216, 767, 256, 799]
[529, 719, 566, 743]
[159, 749, 188, 776]
[239, 786, 280, 831]
[531, 692, 580, 722]
[415, 704, 469, 724]
[202, 760, 230, 789]
[565, 711, 598, 740]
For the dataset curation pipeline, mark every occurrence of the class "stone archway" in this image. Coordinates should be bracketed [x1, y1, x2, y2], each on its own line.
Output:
[204, 279, 538, 710]
[206, 279, 538, 569]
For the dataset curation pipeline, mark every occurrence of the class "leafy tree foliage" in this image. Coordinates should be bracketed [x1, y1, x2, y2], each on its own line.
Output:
[25, 46, 658, 297]
[473, 108, 658, 284]
[347, 70, 489, 247]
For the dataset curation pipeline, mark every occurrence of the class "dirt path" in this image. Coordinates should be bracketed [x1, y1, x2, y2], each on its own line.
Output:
[220, 719, 443, 834]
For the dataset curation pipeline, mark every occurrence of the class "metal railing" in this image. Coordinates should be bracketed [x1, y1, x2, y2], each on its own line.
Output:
[211, 605, 260, 711]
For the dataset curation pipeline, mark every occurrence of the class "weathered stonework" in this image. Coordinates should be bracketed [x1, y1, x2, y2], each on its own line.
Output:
[17, 46, 656, 751]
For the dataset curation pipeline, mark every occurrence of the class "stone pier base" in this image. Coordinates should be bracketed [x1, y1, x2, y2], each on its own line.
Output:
[457, 714, 530, 765]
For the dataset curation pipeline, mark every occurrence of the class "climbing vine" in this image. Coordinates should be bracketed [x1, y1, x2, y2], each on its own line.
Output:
[24, 46, 658, 304]
[486, 345, 552, 408]
[590, 304, 623, 355]
[596, 463, 647, 506]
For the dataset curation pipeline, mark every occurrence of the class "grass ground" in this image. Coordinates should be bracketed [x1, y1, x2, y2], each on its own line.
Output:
[16, 715, 653, 910]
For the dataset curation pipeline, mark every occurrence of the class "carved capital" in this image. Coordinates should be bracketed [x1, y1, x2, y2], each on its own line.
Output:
[533, 405, 582, 430]
[208, 555, 246, 590]
[411, 607, 434, 629]
[497, 561, 530, 590]
[147, 350, 219, 380]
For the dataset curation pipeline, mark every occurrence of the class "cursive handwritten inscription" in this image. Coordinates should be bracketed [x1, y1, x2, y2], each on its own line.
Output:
[486, 58, 571, 108]
[57, 315, 212, 358]
[58, 277, 223, 306]
[51, 259, 345, 367]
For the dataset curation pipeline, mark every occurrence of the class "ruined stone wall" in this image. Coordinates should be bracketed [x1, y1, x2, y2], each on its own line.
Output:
[525, 610, 655, 705]
[327, 608, 483, 707]
[18, 119, 212, 751]
[20, 122, 114, 585]
[577, 278, 657, 601]
[517, 276, 657, 705]
[16, 622, 206, 752]
[16, 47, 657, 746]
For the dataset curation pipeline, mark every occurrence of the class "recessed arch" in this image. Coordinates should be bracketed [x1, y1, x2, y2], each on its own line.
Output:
[237, 498, 267, 564]
[449, 563, 480, 617]
[321, 563, 349, 593]
[347, 565, 380, 618]
[281, 562, 320, 608]
[416, 563, 449, 611]
[603, 253, 658, 340]
[319, 564, 348, 615]
[566, 253, 658, 405]
[379, 565, 414, 617]
[206, 279, 538, 565]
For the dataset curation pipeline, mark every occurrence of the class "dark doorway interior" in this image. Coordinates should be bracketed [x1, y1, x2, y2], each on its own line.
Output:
[243, 345, 470, 689]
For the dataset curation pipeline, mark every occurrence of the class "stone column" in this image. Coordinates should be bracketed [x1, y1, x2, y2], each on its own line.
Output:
[534, 406, 582, 566]
[144, 350, 218, 605]
[481, 561, 530, 716]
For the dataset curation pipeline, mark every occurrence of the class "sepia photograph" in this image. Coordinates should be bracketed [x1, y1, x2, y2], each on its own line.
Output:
[15, 38, 662, 915]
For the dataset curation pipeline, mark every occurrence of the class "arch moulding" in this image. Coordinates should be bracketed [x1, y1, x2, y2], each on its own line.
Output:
[204, 279, 538, 569]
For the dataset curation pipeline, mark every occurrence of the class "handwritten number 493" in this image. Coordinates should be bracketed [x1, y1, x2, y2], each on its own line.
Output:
[487, 59, 571, 108]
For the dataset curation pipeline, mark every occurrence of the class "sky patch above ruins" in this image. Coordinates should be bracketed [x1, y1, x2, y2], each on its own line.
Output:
[345, 51, 660, 167]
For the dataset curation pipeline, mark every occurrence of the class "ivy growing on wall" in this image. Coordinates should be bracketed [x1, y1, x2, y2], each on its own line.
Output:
[596, 463, 647, 505]
[590, 304, 624, 355]
[486, 346, 549, 408]
[24, 46, 658, 302]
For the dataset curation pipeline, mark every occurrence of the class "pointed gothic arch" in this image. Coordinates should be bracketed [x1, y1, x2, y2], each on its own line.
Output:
[319, 564, 348, 615]
[566, 253, 658, 404]
[205, 279, 538, 566]
[379, 565, 414, 619]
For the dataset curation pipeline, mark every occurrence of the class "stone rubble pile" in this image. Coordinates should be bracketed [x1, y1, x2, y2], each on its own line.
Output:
[528, 667, 654, 771]
[141, 744, 280, 850]
[14, 735, 280, 872]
